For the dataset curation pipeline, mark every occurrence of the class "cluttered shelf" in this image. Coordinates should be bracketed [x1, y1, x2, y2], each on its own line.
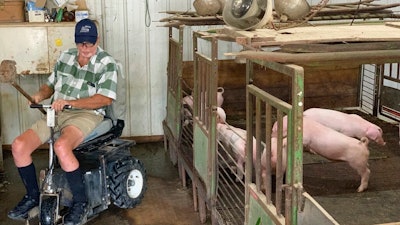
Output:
[0, 21, 76, 26]
[0, 0, 88, 23]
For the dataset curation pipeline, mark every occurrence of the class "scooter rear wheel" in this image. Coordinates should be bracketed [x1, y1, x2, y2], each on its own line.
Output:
[107, 156, 147, 208]
[40, 196, 58, 225]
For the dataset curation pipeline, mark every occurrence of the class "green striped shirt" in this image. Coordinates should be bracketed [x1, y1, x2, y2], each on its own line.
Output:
[46, 47, 118, 115]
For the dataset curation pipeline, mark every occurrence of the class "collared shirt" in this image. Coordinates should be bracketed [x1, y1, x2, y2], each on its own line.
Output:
[46, 46, 118, 115]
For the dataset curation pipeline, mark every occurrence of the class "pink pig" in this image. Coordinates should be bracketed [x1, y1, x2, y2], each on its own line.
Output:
[261, 137, 287, 174]
[303, 108, 385, 146]
[217, 123, 257, 181]
[302, 117, 370, 192]
[272, 116, 371, 192]
[261, 136, 287, 190]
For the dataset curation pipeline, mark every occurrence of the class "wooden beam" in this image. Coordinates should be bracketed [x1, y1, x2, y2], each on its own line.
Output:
[280, 42, 400, 53]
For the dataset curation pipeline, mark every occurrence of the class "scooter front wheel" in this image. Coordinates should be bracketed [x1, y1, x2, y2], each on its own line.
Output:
[107, 156, 147, 208]
[40, 196, 58, 225]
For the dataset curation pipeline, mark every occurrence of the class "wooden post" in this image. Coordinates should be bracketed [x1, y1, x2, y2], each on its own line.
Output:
[0, 83, 3, 172]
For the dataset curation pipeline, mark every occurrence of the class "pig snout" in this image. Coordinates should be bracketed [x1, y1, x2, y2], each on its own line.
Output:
[366, 126, 386, 146]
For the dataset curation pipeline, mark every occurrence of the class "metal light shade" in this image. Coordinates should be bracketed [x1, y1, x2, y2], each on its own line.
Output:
[223, 0, 273, 30]
[274, 0, 310, 21]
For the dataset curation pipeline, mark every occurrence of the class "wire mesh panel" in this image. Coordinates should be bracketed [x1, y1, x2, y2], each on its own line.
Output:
[214, 126, 246, 225]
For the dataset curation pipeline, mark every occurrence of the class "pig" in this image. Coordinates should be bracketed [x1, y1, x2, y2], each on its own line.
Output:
[261, 136, 287, 190]
[182, 86, 224, 110]
[217, 87, 224, 107]
[182, 95, 194, 126]
[272, 115, 371, 192]
[216, 107, 226, 124]
[182, 94, 194, 108]
[303, 108, 386, 146]
[217, 123, 258, 181]
[261, 137, 288, 174]
[303, 117, 370, 192]
[181, 88, 225, 126]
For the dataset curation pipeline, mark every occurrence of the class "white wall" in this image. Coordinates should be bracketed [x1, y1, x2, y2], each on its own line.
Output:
[1, 0, 399, 144]
[87, 0, 171, 137]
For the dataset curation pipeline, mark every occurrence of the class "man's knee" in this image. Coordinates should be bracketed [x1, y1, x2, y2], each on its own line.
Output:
[11, 136, 25, 156]
[12, 130, 41, 158]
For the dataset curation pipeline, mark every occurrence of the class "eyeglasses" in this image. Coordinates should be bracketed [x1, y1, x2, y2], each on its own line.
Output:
[76, 42, 95, 48]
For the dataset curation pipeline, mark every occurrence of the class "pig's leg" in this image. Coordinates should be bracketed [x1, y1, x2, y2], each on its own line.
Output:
[355, 165, 370, 193]
[236, 157, 244, 182]
[347, 150, 370, 192]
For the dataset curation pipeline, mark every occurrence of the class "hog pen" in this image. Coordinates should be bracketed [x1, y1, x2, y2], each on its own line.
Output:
[162, 21, 400, 225]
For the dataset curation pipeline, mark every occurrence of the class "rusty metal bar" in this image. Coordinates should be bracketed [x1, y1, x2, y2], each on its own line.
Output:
[230, 50, 400, 66]
[264, 103, 272, 203]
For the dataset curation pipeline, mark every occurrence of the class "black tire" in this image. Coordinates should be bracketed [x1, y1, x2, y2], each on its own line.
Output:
[107, 156, 147, 208]
[40, 196, 58, 225]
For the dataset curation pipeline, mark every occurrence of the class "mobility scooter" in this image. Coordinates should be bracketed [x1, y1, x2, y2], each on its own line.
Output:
[28, 62, 146, 225]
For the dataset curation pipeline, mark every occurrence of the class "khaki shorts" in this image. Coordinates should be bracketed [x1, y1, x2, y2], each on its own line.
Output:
[30, 110, 104, 144]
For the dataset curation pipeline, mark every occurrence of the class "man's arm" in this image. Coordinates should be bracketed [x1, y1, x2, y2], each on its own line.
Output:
[31, 84, 54, 104]
[67, 94, 113, 109]
[52, 94, 113, 112]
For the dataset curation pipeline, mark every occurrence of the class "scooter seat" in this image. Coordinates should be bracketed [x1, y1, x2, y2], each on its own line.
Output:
[82, 118, 113, 142]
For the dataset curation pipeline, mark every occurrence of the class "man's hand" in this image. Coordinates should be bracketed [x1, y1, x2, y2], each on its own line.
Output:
[51, 99, 70, 112]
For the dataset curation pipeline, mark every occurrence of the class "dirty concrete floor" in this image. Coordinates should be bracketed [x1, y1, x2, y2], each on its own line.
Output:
[0, 142, 211, 225]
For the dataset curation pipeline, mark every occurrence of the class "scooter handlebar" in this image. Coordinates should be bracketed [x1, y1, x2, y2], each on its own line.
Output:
[30, 104, 72, 109]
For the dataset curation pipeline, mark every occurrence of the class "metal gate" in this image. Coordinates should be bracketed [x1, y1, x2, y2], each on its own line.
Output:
[245, 60, 304, 225]
[193, 31, 247, 225]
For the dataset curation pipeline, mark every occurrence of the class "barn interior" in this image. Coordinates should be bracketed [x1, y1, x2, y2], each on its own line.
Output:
[1, 0, 400, 225]
[162, 1, 400, 225]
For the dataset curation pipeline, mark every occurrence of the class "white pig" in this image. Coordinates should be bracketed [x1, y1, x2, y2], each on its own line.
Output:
[303, 108, 385, 146]
[303, 117, 370, 192]
[261, 136, 287, 190]
[182, 94, 194, 108]
[182, 95, 194, 126]
[217, 123, 258, 181]
[272, 116, 371, 192]
[216, 107, 226, 124]
[261, 137, 288, 174]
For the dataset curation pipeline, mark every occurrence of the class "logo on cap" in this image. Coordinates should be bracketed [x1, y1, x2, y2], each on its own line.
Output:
[80, 25, 92, 34]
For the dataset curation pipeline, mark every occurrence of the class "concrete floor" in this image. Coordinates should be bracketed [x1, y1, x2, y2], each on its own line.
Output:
[0, 141, 210, 225]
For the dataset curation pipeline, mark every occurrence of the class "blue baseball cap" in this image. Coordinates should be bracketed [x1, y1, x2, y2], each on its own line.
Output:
[75, 19, 98, 44]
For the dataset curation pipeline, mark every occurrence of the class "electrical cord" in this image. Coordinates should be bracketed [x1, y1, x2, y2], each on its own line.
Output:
[145, 0, 151, 27]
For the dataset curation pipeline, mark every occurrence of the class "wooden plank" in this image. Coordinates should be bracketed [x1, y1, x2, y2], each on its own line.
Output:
[219, 24, 400, 47]
[385, 22, 400, 28]
[280, 42, 400, 53]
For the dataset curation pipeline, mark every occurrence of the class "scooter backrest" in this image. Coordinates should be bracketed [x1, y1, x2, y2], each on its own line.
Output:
[105, 61, 126, 132]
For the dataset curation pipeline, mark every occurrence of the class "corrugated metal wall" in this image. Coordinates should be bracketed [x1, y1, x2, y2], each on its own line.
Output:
[88, 0, 170, 137]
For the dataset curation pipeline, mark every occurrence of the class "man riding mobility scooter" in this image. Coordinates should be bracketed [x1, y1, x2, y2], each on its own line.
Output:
[29, 61, 147, 225]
